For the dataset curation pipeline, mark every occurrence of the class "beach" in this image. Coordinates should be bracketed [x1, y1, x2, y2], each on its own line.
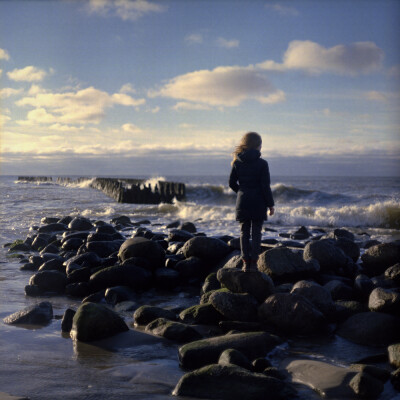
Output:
[0, 175, 400, 400]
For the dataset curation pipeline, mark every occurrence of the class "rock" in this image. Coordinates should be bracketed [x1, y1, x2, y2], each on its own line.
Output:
[87, 232, 115, 242]
[334, 237, 360, 263]
[68, 217, 93, 231]
[327, 228, 355, 241]
[29, 270, 67, 293]
[290, 226, 310, 240]
[167, 229, 194, 242]
[62, 238, 84, 251]
[31, 235, 49, 251]
[86, 240, 122, 258]
[61, 308, 76, 332]
[333, 300, 368, 321]
[252, 358, 272, 372]
[38, 258, 65, 273]
[154, 267, 181, 289]
[354, 274, 375, 299]
[41, 243, 60, 254]
[222, 253, 243, 269]
[324, 280, 354, 301]
[65, 282, 91, 297]
[218, 348, 252, 370]
[181, 236, 231, 261]
[173, 364, 295, 399]
[258, 293, 327, 335]
[82, 290, 105, 304]
[118, 237, 165, 268]
[166, 220, 180, 229]
[3, 301, 53, 325]
[145, 318, 202, 342]
[58, 216, 73, 225]
[303, 239, 348, 274]
[263, 367, 286, 380]
[391, 368, 400, 391]
[67, 267, 91, 284]
[349, 364, 391, 382]
[20, 262, 38, 271]
[219, 320, 262, 334]
[111, 215, 132, 226]
[385, 263, 400, 284]
[209, 291, 258, 322]
[96, 224, 117, 234]
[368, 287, 400, 314]
[285, 359, 357, 398]
[178, 331, 282, 369]
[337, 312, 400, 346]
[89, 264, 152, 292]
[349, 371, 384, 398]
[24, 284, 42, 297]
[8, 242, 31, 252]
[174, 256, 206, 279]
[217, 268, 274, 303]
[290, 280, 334, 315]
[37, 223, 68, 233]
[65, 252, 102, 269]
[70, 302, 129, 342]
[179, 222, 197, 233]
[201, 272, 220, 295]
[258, 247, 319, 282]
[41, 216, 59, 224]
[105, 286, 137, 305]
[361, 243, 400, 275]
[134, 305, 177, 326]
[388, 344, 400, 368]
[179, 303, 223, 325]
[201, 288, 230, 304]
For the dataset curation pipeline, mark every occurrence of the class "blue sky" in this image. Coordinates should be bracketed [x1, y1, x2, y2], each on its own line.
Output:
[0, 0, 399, 176]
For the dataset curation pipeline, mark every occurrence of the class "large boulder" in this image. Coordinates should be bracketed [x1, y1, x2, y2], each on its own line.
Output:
[303, 239, 349, 274]
[209, 291, 258, 322]
[388, 344, 400, 368]
[3, 301, 53, 325]
[217, 268, 274, 303]
[118, 237, 165, 268]
[68, 217, 93, 231]
[181, 236, 231, 261]
[290, 280, 334, 315]
[134, 305, 177, 326]
[324, 280, 354, 301]
[258, 293, 327, 335]
[70, 302, 129, 341]
[145, 318, 202, 342]
[37, 223, 68, 233]
[174, 256, 207, 279]
[173, 364, 295, 400]
[337, 312, 400, 346]
[178, 331, 282, 369]
[334, 238, 360, 263]
[368, 287, 400, 315]
[29, 270, 67, 294]
[258, 247, 319, 282]
[89, 265, 152, 292]
[361, 243, 400, 275]
[385, 263, 400, 284]
[201, 272, 221, 295]
[86, 240, 122, 258]
[218, 348, 252, 370]
[349, 371, 384, 398]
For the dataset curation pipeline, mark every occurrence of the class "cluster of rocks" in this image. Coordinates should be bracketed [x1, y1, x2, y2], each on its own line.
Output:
[4, 217, 400, 399]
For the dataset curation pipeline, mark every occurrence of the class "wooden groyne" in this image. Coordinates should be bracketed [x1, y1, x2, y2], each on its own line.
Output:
[17, 176, 186, 204]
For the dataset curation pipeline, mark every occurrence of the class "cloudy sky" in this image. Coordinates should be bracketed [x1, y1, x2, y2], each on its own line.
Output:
[0, 0, 399, 176]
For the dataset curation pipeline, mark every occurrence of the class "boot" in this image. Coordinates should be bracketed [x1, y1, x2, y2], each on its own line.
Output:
[241, 258, 251, 272]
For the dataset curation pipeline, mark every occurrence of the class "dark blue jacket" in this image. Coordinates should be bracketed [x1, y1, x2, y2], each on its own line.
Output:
[229, 149, 274, 222]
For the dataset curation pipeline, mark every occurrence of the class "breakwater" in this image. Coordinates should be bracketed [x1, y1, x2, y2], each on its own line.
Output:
[17, 176, 186, 204]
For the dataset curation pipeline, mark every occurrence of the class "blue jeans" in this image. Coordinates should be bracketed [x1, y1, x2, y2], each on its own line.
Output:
[240, 219, 263, 261]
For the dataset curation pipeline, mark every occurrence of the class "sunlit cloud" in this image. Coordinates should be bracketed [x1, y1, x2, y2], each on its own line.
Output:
[216, 37, 239, 48]
[172, 102, 212, 111]
[49, 123, 85, 132]
[257, 40, 384, 75]
[0, 87, 23, 98]
[7, 66, 48, 82]
[185, 33, 203, 44]
[16, 86, 146, 125]
[121, 123, 142, 134]
[0, 48, 10, 60]
[119, 83, 136, 93]
[265, 3, 299, 16]
[87, 0, 167, 21]
[150, 65, 285, 107]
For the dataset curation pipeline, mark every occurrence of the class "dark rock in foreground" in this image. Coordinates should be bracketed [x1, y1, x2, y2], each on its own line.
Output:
[3, 301, 53, 325]
[145, 317, 202, 342]
[173, 363, 296, 400]
[178, 331, 281, 369]
[118, 237, 165, 268]
[181, 236, 231, 261]
[134, 305, 177, 326]
[70, 302, 129, 342]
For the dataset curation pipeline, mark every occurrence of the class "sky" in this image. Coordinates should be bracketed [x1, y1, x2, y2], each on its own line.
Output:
[0, 0, 399, 177]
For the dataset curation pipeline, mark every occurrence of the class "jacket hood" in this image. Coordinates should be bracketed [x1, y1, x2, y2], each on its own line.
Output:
[237, 148, 261, 163]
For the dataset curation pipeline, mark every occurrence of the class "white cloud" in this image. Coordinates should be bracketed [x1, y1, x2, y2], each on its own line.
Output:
[121, 123, 142, 134]
[28, 84, 46, 95]
[0, 69, 2, 77]
[0, 87, 23, 98]
[265, 3, 299, 16]
[16, 86, 146, 125]
[149, 106, 160, 113]
[150, 65, 285, 107]
[216, 37, 239, 49]
[185, 33, 203, 44]
[119, 83, 136, 93]
[49, 123, 84, 132]
[364, 91, 387, 102]
[172, 102, 212, 111]
[88, 0, 167, 21]
[0, 114, 11, 127]
[0, 48, 10, 61]
[7, 66, 48, 82]
[258, 40, 384, 75]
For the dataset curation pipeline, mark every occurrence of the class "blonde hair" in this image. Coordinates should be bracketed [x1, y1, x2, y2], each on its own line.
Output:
[231, 132, 262, 166]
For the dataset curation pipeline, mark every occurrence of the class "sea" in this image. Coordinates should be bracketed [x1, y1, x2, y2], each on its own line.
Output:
[0, 175, 399, 400]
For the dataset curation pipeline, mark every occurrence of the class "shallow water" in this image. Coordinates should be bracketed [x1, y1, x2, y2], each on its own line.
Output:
[1, 175, 399, 399]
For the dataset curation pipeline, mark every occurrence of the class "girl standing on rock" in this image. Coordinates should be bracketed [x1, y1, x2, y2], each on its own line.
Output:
[229, 132, 275, 272]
